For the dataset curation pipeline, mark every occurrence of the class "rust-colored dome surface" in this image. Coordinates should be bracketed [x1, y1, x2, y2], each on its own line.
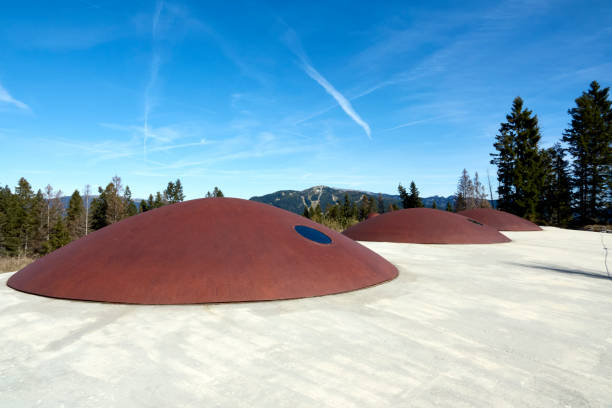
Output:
[7, 198, 398, 304]
[458, 208, 542, 231]
[342, 208, 511, 244]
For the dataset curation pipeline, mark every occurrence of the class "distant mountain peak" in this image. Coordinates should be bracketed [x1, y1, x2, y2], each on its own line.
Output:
[250, 185, 457, 214]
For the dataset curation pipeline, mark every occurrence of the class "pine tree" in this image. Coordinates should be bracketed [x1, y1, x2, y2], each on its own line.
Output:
[398, 184, 409, 209]
[91, 177, 138, 229]
[5, 184, 48, 256]
[491, 97, 545, 221]
[163, 179, 185, 204]
[106, 176, 126, 223]
[563, 81, 612, 224]
[147, 194, 155, 210]
[0, 186, 9, 255]
[341, 194, 352, 218]
[407, 181, 423, 208]
[140, 194, 157, 212]
[153, 192, 164, 208]
[174, 179, 185, 202]
[327, 203, 339, 220]
[124, 186, 138, 216]
[0, 184, 19, 256]
[540, 143, 573, 226]
[313, 203, 323, 222]
[31, 189, 46, 253]
[205, 187, 224, 198]
[213, 187, 223, 197]
[377, 194, 385, 213]
[367, 195, 376, 215]
[491, 123, 514, 212]
[89, 187, 109, 231]
[164, 181, 176, 203]
[432, 200, 437, 209]
[357, 195, 376, 220]
[47, 218, 70, 252]
[15, 179, 37, 256]
[139, 199, 149, 213]
[66, 190, 85, 240]
[446, 202, 453, 212]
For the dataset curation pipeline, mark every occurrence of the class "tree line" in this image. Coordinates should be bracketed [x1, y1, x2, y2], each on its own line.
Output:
[453, 169, 492, 212]
[302, 192, 393, 230]
[491, 81, 610, 227]
[302, 181, 436, 231]
[301, 177, 485, 231]
[0, 176, 224, 258]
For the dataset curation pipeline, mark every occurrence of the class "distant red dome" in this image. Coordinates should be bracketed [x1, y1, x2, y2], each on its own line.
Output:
[458, 208, 542, 231]
[366, 212, 380, 219]
[7, 198, 397, 304]
[342, 208, 510, 244]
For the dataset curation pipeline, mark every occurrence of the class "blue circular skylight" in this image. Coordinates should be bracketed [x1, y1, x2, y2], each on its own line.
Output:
[294, 225, 332, 244]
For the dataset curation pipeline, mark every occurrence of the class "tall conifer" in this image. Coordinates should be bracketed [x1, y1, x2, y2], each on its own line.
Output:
[407, 181, 423, 208]
[66, 190, 85, 240]
[398, 184, 409, 208]
[124, 186, 138, 216]
[563, 81, 611, 224]
[377, 194, 385, 213]
[491, 97, 545, 221]
[540, 143, 572, 226]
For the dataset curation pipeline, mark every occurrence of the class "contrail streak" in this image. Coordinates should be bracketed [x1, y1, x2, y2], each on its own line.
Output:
[301, 63, 371, 139]
[284, 28, 371, 139]
[143, 0, 164, 163]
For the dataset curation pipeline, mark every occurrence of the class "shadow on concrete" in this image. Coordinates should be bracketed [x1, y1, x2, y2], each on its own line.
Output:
[508, 262, 612, 281]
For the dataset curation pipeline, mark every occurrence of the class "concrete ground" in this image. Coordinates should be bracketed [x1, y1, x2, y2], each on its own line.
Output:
[1, 227, 611, 407]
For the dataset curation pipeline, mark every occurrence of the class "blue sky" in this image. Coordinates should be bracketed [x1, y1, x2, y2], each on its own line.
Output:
[1, 0, 611, 199]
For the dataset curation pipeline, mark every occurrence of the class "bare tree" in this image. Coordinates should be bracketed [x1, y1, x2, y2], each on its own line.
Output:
[44, 185, 53, 241]
[44, 185, 64, 242]
[473, 172, 490, 208]
[456, 169, 491, 211]
[486, 169, 495, 208]
[107, 175, 126, 224]
[84, 184, 91, 235]
[455, 169, 474, 211]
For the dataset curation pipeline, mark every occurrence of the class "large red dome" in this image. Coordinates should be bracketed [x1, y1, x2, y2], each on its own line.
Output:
[458, 208, 542, 231]
[7, 198, 397, 304]
[342, 208, 510, 244]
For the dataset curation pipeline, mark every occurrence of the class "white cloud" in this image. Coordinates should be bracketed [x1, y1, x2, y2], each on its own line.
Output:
[0, 83, 29, 110]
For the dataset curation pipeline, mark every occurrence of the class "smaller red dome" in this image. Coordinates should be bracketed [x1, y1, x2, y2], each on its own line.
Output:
[458, 208, 542, 231]
[343, 208, 510, 244]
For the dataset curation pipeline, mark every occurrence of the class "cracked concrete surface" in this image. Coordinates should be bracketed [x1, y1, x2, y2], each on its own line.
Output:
[1, 227, 611, 407]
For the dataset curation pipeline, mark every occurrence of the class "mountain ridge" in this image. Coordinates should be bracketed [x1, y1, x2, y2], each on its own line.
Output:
[58, 186, 461, 214]
[249, 185, 457, 214]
